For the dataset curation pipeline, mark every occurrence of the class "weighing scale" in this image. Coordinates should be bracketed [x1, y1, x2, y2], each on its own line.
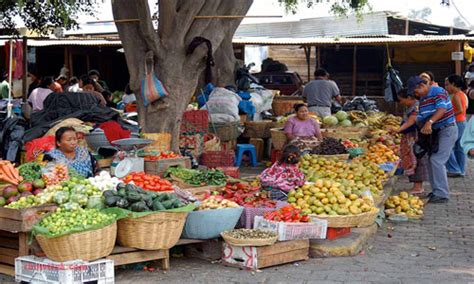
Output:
[110, 138, 153, 178]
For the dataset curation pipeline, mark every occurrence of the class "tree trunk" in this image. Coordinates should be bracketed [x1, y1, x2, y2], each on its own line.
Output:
[112, 0, 253, 150]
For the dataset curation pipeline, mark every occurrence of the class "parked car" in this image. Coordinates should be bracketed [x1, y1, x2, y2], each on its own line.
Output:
[254, 71, 303, 96]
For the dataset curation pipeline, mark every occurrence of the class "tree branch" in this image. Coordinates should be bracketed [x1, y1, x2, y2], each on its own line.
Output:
[157, 0, 178, 43]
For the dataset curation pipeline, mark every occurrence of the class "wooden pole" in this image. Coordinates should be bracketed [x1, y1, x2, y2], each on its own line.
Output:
[316, 46, 321, 70]
[304, 46, 311, 83]
[352, 46, 357, 97]
[405, 18, 409, 35]
[22, 36, 28, 102]
[455, 42, 462, 76]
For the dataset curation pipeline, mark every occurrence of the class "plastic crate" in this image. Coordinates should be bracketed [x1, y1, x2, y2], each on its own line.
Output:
[200, 150, 235, 168]
[326, 227, 351, 240]
[216, 167, 240, 178]
[181, 110, 209, 133]
[15, 256, 114, 284]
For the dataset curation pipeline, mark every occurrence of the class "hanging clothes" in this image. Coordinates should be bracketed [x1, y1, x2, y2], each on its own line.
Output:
[14, 41, 23, 79]
[384, 66, 403, 102]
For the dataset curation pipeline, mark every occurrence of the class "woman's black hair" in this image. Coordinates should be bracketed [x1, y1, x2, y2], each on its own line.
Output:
[421, 71, 435, 82]
[55, 126, 76, 146]
[280, 145, 301, 165]
[69, 76, 78, 85]
[397, 88, 415, 99]
[39, 76, 54, 88]
[447, 74, 467, 90]
[294, 103, 307, 112]
[469, 80, 474, 88]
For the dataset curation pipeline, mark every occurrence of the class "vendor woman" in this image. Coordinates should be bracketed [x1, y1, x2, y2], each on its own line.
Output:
[44, 127, 98, 178]
[284, 103, 323, 152]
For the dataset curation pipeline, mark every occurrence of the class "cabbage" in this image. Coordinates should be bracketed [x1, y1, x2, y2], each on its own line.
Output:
[323, 115, 339, 126]
[86, 195, 104, 209]
[70, 193, 88, 206]
[340, 119, 352, 127]
[355, 122, 368, 128]
[53, 191, 69, 204]
[335, 111, 348, 122]
[62, 202, 81, 211]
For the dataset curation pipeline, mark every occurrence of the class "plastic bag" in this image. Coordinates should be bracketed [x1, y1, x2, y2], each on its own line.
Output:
[141, 63, 168, 106]
[24, 136, 55, 162]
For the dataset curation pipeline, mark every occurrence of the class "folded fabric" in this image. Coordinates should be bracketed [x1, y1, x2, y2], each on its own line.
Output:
[99, 121, 131, 144]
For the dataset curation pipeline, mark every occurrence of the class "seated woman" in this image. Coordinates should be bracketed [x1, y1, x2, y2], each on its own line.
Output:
[260, 145, 305, 200]
[284, 104, 323, 152]
[44, 127, 98, 178]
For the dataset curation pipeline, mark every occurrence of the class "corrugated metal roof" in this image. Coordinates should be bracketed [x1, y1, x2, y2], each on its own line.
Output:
[232, 35, 472, 45]
[235, 11, 390, 38]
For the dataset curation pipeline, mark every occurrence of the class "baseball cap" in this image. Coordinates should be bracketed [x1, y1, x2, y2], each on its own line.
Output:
[406, 76, 425, 96]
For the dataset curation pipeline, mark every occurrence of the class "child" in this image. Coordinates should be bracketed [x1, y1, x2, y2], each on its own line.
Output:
[260, 145, 305, 200]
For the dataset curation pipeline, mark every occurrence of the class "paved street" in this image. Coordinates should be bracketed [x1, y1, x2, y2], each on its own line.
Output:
[114, 161, 474, 284]
[1, 162, 473, 283]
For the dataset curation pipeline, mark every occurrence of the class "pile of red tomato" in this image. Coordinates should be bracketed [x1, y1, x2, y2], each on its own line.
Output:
[144, 152, 180, 161]
[264, 205, 310, 222]
[123, 172, 173, 192]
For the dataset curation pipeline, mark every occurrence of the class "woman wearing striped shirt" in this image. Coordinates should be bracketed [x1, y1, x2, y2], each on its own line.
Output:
[407, 76, 457, 204]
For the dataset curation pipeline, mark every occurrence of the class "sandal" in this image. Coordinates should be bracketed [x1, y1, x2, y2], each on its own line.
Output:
[410, 188, 425, 195]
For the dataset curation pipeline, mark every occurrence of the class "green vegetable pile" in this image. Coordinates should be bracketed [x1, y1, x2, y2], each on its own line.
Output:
[37, 208, 116, 237]
[166, 167, 227, 186]
[18, 162, 42, 181]
[103, 183, 185, 212]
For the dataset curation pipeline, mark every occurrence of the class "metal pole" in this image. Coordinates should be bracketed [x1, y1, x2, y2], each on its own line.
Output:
[7, 39, 13, 118]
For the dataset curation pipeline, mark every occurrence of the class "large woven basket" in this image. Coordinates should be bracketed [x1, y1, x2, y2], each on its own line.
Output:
[117, 211, 188, 250]
[272, 98, 304, 116]
[243, 120, 273, 138]
[312, 154, 350, 161]
[270, 128, 287, 150]
[321, 128, 367, 140]
[220, 232, 278, 247]
[36, 222, 117, 262]
[209, 122, 241, 142]
[310, 208, 379, 228]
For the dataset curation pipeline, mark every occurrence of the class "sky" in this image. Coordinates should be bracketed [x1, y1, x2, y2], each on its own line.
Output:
[78, 0, 474, 29]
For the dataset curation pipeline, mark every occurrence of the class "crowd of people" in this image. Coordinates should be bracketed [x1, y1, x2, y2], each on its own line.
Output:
[19, 69, 136, 114]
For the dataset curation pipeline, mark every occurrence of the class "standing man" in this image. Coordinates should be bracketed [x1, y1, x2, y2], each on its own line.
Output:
[303, 68, 342, 118]
[408, 76, 457, 204]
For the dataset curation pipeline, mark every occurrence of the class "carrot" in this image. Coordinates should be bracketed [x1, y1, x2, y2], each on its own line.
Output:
[0, 173, 19, 185]
[1, 163, 18, 183]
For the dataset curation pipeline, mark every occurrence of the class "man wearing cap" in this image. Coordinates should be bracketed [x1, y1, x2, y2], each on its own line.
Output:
[407, 76, 457, 204]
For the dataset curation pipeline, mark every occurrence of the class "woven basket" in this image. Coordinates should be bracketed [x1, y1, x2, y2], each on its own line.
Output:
[220, 232, 278, 247]
[272, 98, 304, 116]
[311, 208, 379, 228]
[209, 122, 241, 142]
[117, 211, 188, 250]
[243, 120, 273, 138]
[270, 128, 287, 150]
[36, 222, 117, 262]
[312, 154, 350, 161]
[321, 128, 367, 140]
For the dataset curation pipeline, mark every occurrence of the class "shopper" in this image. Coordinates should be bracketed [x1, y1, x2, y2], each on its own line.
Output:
[0, 73, 10, 99]
[466, 80, 474, 114]
[303, 68, 342, 118]
[28, 76, 54, 112]
[81, 77, 106, 107]
[461, 116, 474, 158]
[419, 71, 438, 87]
[67, 77, 81, 92]
[284, 103, 322, 152]
[445, 74, 468, 177]
[408, 76, 457, 204]
[260, 144, 305, 200]
[394, 88, 428, 194]
[88, 69, 109, 91]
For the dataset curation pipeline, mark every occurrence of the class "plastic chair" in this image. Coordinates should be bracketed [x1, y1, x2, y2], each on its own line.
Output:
[235, 144, 257, 167]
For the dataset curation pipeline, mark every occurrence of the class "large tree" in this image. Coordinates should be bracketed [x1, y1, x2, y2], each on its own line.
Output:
[1, 0, 368, 148]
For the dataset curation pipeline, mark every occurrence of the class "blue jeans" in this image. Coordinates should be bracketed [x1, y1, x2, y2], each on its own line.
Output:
[428, 124, 458, 199]
[446, 121, 466, 175]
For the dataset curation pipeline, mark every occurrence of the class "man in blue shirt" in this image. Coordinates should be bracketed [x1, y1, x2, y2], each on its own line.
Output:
[407, 76, 457, 203]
